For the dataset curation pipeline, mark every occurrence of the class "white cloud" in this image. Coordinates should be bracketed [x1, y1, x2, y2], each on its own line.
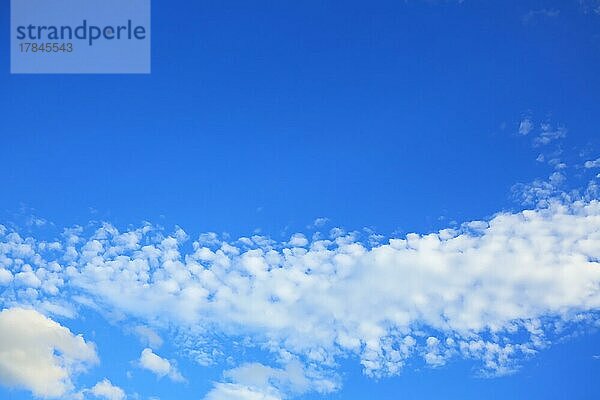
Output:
[580, 0, 600, 15]
[517, 117, 566, 146]
[204, 360, 338, 400]
[287, 234, 308, 247]
[138, 348, 184, 382]
[133, 326, 163, 349]
[204, 383, 281, 400]
[513, 172, 566, 206]
[88, 379, 126, 400]
[424, 337, 447, 367]
[0, 268, 13, 285]
[15, 267, 41, 288]
[308, 217, 329, 229]
[522, 8, 560, 24]
[2, 188, 600, 393]
[584, 158, 600, 169]
[0, 307, 98, 398]
[518, 118, 533, 135]
[27, 216, 48, 227]
[534, 123, 567, 146]
[67, 199, 600, 377]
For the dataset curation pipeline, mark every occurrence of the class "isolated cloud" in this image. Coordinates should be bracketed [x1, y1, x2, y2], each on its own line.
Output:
[138, 348, 184, 382]
[0, 307, 98, 398]
[518, 117, 533, 135]
[522, 8, 560, 24]
[308, 217, 329, 229]
[88, 379, 126, 400]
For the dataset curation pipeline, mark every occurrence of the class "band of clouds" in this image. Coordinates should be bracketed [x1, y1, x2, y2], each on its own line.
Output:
[1, 190, 600, 397]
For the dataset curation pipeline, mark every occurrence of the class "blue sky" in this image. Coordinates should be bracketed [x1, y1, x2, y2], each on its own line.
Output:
[1, 1, 600, 399]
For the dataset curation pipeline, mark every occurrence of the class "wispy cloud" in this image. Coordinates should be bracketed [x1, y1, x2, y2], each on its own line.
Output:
[518, 117, 533, 135]
[522, 9, 560, 24]
[517, 115, 567, 147]
[133, 325, 163, 349]
[580, 0, 600, 15]
[205, 360, 338, 400]
[534, 123, 567, 146]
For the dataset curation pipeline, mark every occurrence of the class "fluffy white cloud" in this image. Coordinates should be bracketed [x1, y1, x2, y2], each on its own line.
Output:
[138, 348, 184, 382]
[287, 234, 308, 247]
[0, 307, 98, 398]
[88, 379, 126, 400]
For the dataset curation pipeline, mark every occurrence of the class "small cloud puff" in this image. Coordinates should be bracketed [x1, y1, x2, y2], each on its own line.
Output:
[308, 217, 329, 229]
[288, 233, 308, 247]
[584, 158, 600, 169]
[138, 348, 185, 383]
[518, 118, 533, 135]
[87, 379, 126, 400]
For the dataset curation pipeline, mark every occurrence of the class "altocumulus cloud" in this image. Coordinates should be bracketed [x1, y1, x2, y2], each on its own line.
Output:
[1, 182, 600, 397]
